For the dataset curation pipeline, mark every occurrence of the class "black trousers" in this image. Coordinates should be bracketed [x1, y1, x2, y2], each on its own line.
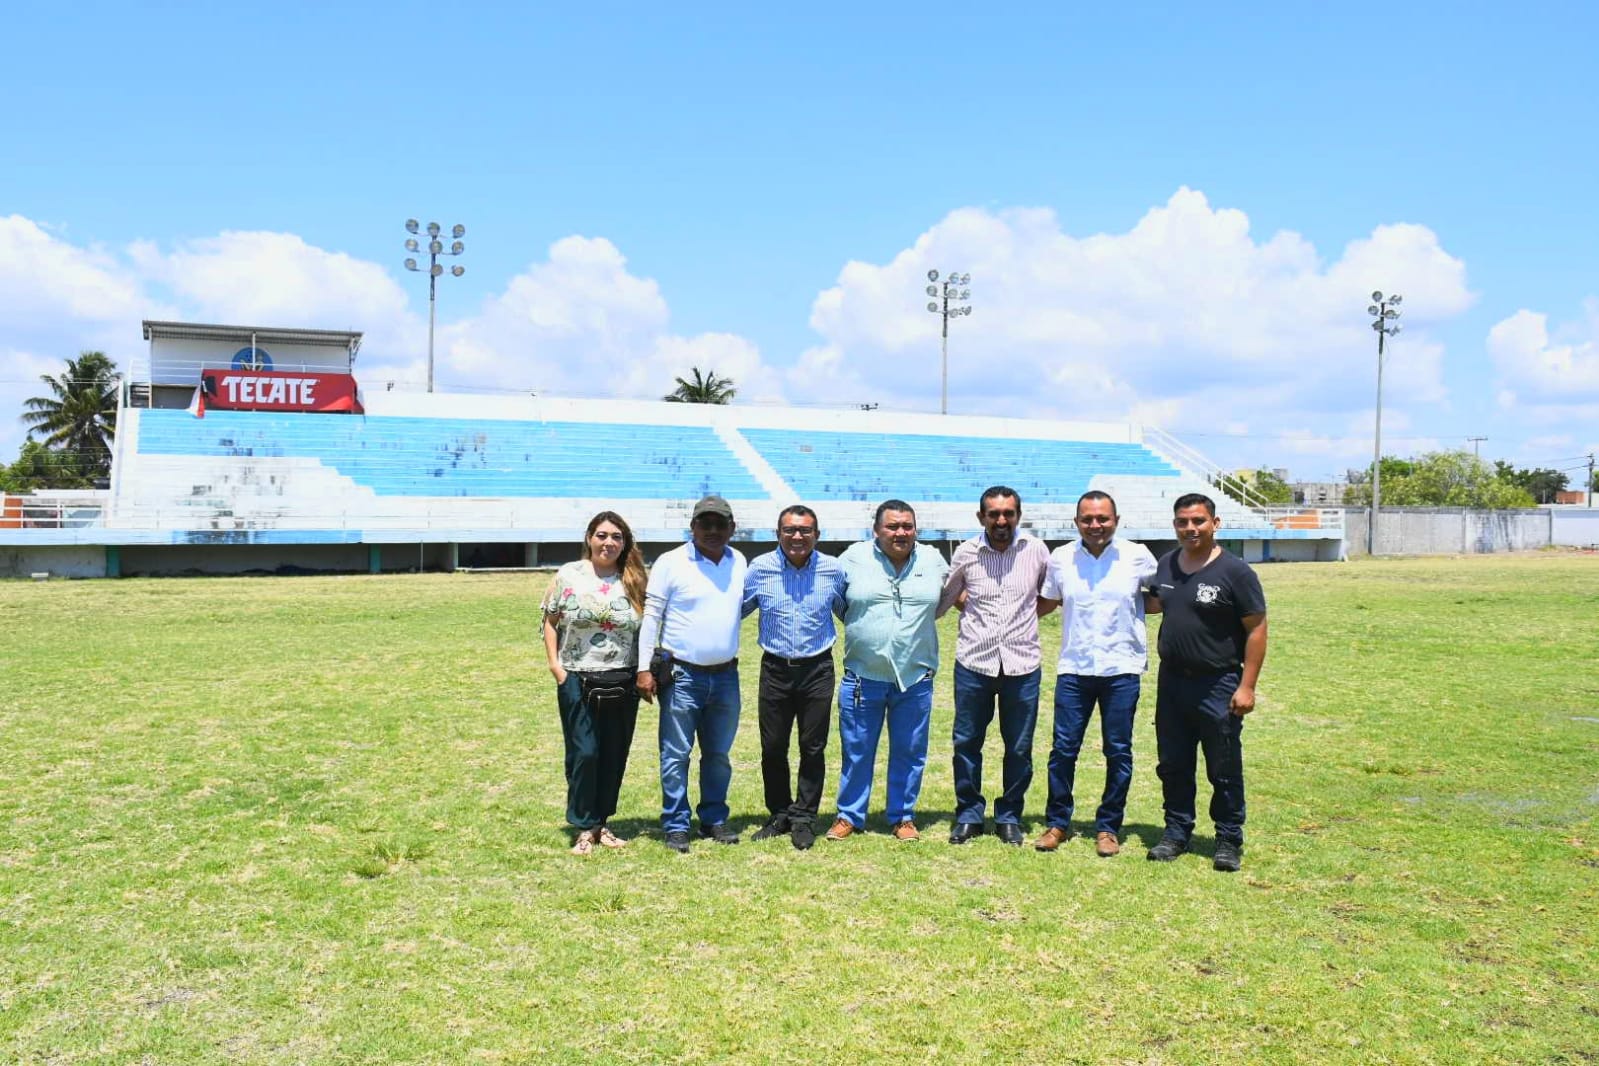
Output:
[1154, 666, 1246, 846]
[555, 670, 640, 829]
[757, 652, 835, 824]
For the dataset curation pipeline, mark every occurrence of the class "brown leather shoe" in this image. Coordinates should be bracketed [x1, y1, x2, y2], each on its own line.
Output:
[825, 818, 856, 841]
[1096, 831, 1121, 857]
[891, 820, 920, 842]
[1034, 826, 1070, 852]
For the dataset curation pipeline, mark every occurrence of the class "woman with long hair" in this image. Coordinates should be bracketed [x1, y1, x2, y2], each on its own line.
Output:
[542, 511, 650, 854]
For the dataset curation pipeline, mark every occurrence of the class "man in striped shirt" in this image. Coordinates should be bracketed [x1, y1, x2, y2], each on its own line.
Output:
[939, 486, 1052, 846]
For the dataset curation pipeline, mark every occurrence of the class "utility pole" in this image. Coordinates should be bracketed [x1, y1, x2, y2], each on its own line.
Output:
[403, 220, 467, 393]
[1467, 436, 1487, 460]
[1366, 292, 1403, 555]
[1588, 453, 1595, 509]
[924, 270, 972, 415]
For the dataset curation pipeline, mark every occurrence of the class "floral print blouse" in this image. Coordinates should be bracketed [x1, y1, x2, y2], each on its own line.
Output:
[542, 560, 641, 672]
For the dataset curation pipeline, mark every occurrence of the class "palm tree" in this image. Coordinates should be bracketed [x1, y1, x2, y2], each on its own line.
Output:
[663, 368, 737, 404]
[22, 351, 120, 482]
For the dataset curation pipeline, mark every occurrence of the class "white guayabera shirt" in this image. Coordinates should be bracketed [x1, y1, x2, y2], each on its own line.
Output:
[1041, 538, 1159, 677]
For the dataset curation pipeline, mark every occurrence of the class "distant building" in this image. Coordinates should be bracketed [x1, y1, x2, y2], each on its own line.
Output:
[1294, 481, 1349, 506]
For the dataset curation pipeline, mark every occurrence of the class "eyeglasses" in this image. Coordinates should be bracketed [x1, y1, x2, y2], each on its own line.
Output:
[779, 526, 817, 537]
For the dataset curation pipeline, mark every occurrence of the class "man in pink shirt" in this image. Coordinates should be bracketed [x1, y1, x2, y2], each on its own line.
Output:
[939, 486, 1052, 845]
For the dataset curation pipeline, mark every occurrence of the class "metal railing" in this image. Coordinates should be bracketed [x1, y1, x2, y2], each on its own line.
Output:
[1, 498, 107, 529]
[1140, 425, 1273, 511]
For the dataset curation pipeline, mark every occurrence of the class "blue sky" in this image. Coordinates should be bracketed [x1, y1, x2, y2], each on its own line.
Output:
[3, 3, 1597, 484]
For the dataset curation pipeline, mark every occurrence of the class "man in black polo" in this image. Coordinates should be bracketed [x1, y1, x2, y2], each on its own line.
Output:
[1145, 493, 1268, 872]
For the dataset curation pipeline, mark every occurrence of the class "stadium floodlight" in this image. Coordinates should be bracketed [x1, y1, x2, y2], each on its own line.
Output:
[1367, 291, 1404, 556]
[403, 218, 468, 392]
[924, 267, 974, 414]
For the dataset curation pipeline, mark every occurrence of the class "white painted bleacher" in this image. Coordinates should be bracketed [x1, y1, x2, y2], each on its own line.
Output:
[108, 392, 1313, 546]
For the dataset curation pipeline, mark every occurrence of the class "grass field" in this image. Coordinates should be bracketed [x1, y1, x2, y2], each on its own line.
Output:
[2, 553, 1597, 1064]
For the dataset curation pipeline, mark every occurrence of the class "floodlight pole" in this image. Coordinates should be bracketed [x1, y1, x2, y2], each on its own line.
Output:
[924, 270, 973, 415]
[1367, 292, 1403, 555]
[403, 220, 467, 393]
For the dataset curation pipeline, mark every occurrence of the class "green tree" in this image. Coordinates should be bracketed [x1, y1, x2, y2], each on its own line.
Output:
[21, 351, 119, 483]
[0, 440, 88, 492]
[1343, 457, 1416, 505]
[1491, 461, 1568, 503]
[1346, 450, 1533, 508]
[663, 368, 737, 404]
[1244, 469, 1296, 504]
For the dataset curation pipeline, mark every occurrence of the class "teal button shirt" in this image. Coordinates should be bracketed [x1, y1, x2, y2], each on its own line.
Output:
[836, 540, 950, 688]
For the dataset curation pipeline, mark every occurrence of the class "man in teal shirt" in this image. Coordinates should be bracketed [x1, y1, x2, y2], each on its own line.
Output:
[825, 499, 951, 842]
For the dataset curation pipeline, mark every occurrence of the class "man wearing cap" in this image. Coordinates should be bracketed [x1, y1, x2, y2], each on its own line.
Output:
[742, 505, 846, 850]
[637, 494, 749, 854]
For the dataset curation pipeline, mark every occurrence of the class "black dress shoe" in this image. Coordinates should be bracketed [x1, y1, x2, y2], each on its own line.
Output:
[790, 822, 815, 850]
[995, 823, 1024, 846]
[698, 821, 740, 845]
[949, 822, 985, 845]
[750, 816, 790, 842]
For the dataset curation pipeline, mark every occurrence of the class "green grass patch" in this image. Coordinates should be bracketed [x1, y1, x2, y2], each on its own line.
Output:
[1, 555, 1596, 1063]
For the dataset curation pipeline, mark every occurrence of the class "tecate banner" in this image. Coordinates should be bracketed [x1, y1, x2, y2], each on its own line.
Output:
[195, 370, 364, 415]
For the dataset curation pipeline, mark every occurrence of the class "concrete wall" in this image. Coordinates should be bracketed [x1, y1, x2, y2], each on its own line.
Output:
[1342, 508, 1553, 556]
[0, 546, 108, 578]
[1551, 509, 1599, 547]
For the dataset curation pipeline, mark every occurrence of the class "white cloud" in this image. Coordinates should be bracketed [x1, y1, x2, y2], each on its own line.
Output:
[791, 189, 1473, 442]
[1488, 300, 1599, 407]
[441, 236, 784, 401]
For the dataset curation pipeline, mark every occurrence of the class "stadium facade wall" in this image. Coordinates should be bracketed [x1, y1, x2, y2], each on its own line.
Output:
[1340, 507, 1572, 556]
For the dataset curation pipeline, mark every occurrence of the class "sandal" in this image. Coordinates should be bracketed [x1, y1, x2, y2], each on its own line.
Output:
[571, 829, 596, 856]
[596, 826, 627, 849]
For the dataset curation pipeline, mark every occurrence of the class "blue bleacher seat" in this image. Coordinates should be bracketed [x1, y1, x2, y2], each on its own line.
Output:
[139, 410, 766, 499]
[741, 429, 1179, 504]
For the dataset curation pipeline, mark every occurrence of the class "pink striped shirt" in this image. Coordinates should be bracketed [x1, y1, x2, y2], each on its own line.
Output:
[939, 531, 1051, 677]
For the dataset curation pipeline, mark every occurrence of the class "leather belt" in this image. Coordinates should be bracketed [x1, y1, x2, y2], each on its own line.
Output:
[1162, 663, 1239, 679]
[678, 658, 739, 674]
[762, 649, 833, 668]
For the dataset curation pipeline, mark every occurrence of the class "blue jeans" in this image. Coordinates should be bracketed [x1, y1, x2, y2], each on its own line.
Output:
[951, 663, 1041, 825]
[1155, 667, 1245, 845]
[1046, 673, 1141, 835]
[834, 669, 933, 827]
[658, 663, 741, 834]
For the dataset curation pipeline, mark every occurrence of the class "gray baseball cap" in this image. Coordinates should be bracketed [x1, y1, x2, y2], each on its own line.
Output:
[692, 495, 734, 521]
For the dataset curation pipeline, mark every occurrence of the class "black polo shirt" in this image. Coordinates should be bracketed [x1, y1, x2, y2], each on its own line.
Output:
[1152, 549, 1266, 673]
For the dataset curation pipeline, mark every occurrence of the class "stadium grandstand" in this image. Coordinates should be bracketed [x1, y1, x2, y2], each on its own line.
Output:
[0, 320, 1344, 577]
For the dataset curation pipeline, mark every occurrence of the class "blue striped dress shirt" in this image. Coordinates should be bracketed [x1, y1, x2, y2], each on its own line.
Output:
[742, 548, 846, 659]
